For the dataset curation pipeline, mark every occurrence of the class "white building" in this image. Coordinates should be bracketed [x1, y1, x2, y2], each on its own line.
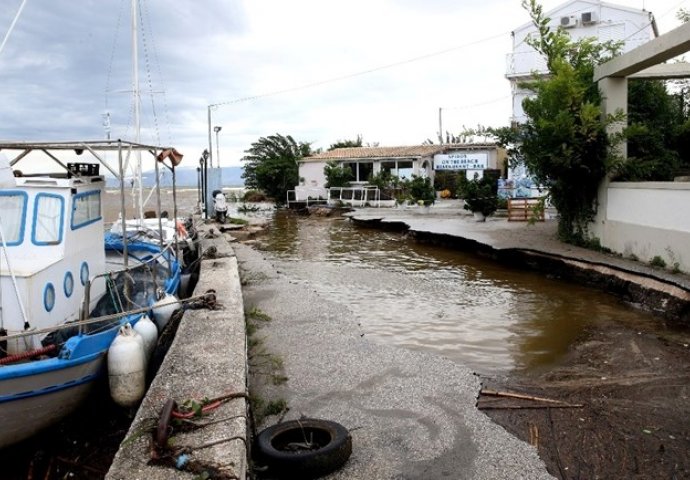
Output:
[506, 0, 658, 125]
[294, 144, 505, 204]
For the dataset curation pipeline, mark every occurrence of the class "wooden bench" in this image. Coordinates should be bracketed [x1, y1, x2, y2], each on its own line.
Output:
[507, 198, 545, 222]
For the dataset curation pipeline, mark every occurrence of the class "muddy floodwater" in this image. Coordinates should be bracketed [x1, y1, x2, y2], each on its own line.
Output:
[257, 211, 670, 376]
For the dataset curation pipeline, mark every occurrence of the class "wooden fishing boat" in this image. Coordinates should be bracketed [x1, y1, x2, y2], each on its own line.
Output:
[0, 140, 184, 449]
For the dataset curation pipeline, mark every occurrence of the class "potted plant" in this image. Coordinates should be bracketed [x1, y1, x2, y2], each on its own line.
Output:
[458, 175, 497, 221]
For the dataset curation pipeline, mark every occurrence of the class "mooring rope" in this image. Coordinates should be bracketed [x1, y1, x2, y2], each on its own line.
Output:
[0, 291, 217, 342]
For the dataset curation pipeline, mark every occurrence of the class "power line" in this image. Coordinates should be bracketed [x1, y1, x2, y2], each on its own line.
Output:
[442, 96, 511, 111]
[209, 31, 508, 109]
[210, 1, 688, 111]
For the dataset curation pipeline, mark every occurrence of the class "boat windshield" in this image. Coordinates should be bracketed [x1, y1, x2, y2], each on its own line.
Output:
[33, 193, 64, 245]
[71, 190, 102, 229]
[0, 192, 28, 246]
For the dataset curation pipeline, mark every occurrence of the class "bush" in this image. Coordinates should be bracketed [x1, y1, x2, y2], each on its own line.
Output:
[368, 170, 393, 190]
[324, 161, 353, 188]
[407, 175, 435, 205]
[460, 176, 497, 217]
[243, 190, 268, 202]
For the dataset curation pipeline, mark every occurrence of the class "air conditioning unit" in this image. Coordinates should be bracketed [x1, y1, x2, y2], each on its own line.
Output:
[581, 11, 598, 25]
[560, 15, 578, 28]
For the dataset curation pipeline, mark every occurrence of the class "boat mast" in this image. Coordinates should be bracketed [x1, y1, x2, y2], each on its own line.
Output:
[0, 0, 28, 58]
[131, 0, 144, 221]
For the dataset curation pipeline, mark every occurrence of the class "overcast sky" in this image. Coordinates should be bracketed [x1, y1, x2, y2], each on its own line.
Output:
[0, 0, 687, 170]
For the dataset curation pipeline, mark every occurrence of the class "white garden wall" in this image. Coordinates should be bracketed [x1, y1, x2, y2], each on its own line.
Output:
[598, 182, 690, 272]
[299, 161, 326, 188]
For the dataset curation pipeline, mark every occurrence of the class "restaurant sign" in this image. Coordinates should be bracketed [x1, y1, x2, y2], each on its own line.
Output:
[434, 153, 488, 170]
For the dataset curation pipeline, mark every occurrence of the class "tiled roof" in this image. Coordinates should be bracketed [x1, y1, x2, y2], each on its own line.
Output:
[303, 144, 497, 162]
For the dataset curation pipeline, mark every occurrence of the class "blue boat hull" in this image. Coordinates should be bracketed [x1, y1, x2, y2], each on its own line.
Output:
[0, 242, 181, 449]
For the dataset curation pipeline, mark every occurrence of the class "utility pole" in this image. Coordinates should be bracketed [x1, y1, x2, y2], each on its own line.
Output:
[214, 126, 222, 168]
[438, 107, 443, 144]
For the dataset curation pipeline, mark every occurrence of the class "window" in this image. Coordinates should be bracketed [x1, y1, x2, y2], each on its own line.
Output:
[64, 271, 74, 297]
[342, 162, 374, 182]
[33, 194, 64, 245]
[44, 283, 56, 312]
[380, 160, 414, 179]
[359, 162, 373, 182]
[80, 261, 90, 286]
[397, 161, 413, 179]
[0, 192, 27, 245]
[71, 190, 101, 229]
[381, 161, 396, 175]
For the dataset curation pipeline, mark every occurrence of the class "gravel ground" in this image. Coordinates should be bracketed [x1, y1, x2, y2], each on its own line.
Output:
[235, 241, 554, 480]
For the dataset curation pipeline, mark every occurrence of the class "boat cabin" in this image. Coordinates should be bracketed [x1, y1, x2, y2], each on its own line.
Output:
[0, 166, 106, 351]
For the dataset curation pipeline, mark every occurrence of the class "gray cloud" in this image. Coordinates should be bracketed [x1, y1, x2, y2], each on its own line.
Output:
[1, 0, 683, 169]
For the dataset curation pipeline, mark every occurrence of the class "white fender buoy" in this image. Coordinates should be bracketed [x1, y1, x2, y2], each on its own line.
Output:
[133, 314, 158, 361]
[132, 327, 145, 354]
[152, 293, 181, 331]
[108, 323, 146, 407]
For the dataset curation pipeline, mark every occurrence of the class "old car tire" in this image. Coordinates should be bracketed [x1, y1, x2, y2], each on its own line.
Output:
[256, 418, 352, 479]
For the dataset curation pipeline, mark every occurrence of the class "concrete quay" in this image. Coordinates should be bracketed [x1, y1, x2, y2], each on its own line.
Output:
[107, 229, 248, 480]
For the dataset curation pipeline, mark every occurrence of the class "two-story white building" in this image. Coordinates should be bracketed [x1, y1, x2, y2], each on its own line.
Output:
[507, 0, 658, 126]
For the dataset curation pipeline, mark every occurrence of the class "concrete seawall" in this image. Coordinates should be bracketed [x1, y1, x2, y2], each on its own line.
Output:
[107, 229, 248, 480]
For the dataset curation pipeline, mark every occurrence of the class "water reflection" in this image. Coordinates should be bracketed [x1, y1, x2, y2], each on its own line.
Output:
[258, 211, 662, 375]
[261, 207, 300, 255]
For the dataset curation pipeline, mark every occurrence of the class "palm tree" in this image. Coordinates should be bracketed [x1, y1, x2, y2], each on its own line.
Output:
[242, 134, 312, 204]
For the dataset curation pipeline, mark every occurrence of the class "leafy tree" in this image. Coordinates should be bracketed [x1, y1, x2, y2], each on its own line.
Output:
[616, 80, 684, 181]
[242, 134, 311, 204]
[328, 135, 363, 151]
[323, 160, 353, 188]
[494, 0, 623, 243]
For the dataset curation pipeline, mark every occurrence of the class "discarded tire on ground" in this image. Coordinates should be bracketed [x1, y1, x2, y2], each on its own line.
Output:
[256, 418, 352, 479]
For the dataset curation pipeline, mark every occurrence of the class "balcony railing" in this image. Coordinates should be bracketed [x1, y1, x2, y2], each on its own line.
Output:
[505, 51, 548, 78]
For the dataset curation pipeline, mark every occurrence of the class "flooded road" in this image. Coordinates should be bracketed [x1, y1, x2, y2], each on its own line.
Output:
[257, 211, 665, 376]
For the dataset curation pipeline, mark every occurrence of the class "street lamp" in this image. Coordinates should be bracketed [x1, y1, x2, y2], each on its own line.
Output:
[207, 103, 219, 169]
[200, 149, 209, 218]
[214, 125, 222, 168]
